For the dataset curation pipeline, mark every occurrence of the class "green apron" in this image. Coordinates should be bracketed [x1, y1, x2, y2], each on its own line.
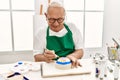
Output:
[46, 23, 75, 57]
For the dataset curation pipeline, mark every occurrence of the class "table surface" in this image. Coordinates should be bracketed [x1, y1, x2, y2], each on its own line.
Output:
[0, 59, 119, 80]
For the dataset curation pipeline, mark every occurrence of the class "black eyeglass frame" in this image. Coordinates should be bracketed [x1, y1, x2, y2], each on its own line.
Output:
[48, 18, 64, 24]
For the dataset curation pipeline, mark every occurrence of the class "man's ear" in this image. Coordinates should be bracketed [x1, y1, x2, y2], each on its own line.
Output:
[44, 13, 48, 21]
[44, 13, 47, 18]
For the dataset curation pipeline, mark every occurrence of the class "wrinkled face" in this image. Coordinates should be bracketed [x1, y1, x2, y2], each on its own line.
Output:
[46, 7, 65, 32]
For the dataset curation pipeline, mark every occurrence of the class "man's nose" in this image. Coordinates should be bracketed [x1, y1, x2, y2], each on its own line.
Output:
[53, 20, 59, 25]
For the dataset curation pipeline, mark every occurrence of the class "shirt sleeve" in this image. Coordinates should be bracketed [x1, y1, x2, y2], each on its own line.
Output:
[33, 28, 46, 56]
[67, 23, 84, 49]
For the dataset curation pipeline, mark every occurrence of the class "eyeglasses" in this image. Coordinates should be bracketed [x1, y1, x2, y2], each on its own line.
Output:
[48, 18, 64, 24]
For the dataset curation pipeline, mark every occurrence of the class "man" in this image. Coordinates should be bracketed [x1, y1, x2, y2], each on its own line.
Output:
[34, 2, 84, 67]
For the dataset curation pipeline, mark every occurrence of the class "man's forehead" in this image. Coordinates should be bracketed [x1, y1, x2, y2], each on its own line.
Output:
[47, 7, 65, 17]
[48, 7, 64, 13]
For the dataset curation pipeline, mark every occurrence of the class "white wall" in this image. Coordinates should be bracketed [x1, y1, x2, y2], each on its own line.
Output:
[103, 0, 120, 46]
[80, 0, 120, 58]
[0, 51, 34, 64]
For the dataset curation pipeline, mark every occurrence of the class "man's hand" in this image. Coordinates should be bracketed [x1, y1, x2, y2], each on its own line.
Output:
[44, 49, 57, 62]
[67, 55, 81, 68]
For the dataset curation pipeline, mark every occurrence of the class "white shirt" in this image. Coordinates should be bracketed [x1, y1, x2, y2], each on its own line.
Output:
[33, 23, 83, 56]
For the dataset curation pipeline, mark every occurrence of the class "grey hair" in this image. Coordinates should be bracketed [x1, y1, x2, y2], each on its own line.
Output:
[49, 1, 63, 7]
[46, 1, 65, 14]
